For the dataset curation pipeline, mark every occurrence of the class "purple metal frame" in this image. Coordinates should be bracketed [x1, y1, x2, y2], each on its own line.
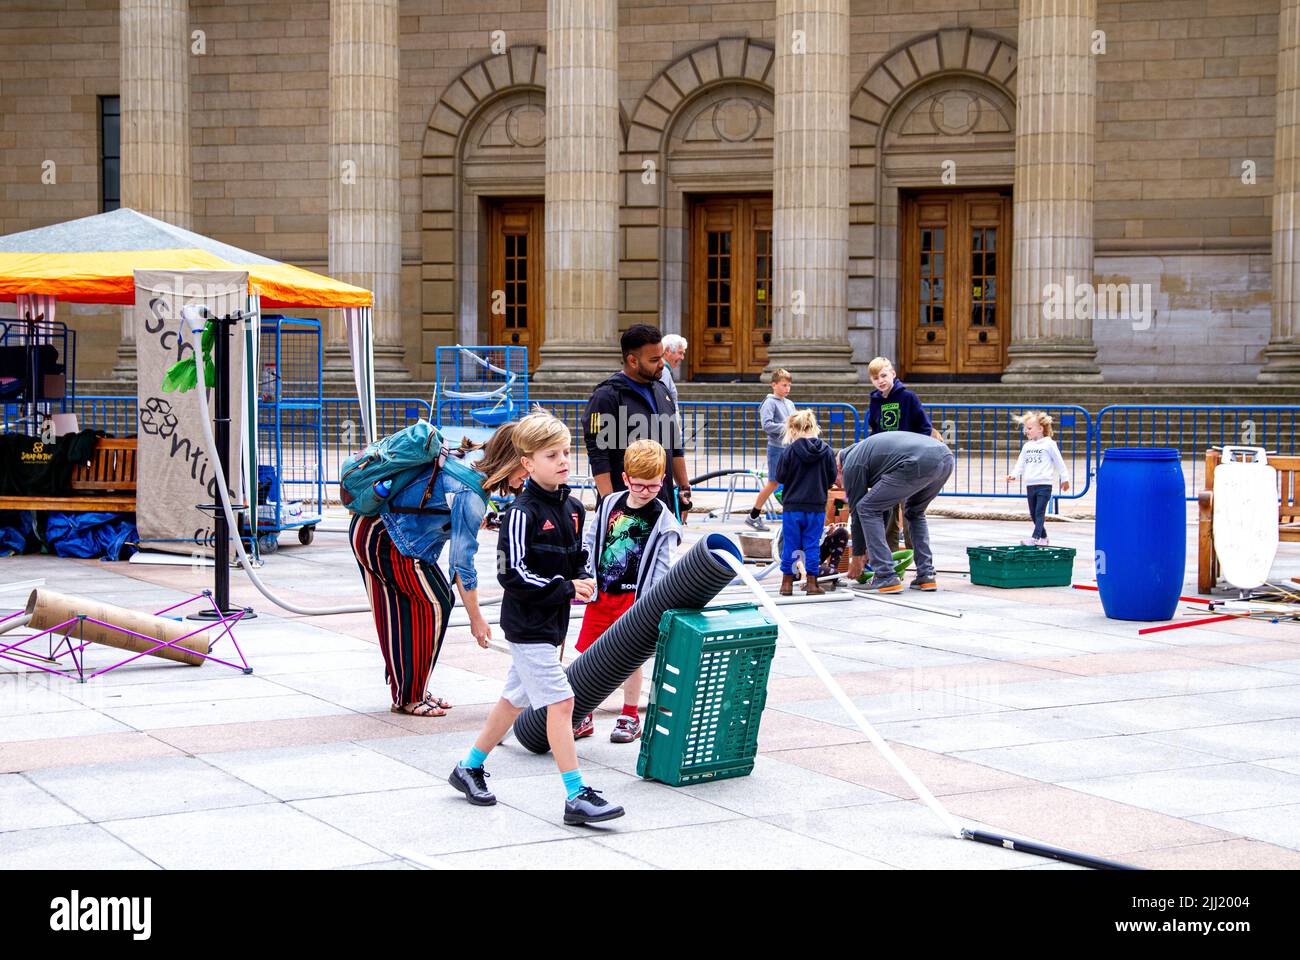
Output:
[0, 590, 252, 683]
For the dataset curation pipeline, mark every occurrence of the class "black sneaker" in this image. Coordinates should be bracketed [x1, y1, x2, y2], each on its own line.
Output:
[563, 786, 625, 825]
[448, 764, 496, 806]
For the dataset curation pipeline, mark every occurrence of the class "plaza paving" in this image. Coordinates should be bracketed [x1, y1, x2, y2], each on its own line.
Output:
[2, 503, 1299, 871]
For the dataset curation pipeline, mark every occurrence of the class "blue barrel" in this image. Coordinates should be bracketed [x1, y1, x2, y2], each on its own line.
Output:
[1095, 448, 1186, 621]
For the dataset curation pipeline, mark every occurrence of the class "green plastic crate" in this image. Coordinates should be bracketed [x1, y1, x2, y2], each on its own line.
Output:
[636, 603, 778, 787]
[966, 545, 1077, 588]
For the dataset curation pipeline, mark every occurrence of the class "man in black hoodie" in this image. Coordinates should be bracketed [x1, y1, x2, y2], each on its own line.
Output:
[583, 324, 692, 519]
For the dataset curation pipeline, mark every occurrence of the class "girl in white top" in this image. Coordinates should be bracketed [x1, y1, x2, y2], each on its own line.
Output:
[1005, 411, 1071, 546]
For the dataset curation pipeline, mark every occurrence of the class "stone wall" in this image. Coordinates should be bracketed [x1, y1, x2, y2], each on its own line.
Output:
[0, 0, 1286, 382]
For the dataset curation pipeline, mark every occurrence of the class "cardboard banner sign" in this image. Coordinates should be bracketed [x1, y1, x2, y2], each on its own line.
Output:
[134, 270, 248, 557]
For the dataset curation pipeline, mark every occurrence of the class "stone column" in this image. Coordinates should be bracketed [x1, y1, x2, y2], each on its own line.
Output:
[327, 0, 406, 380]
[1263, 0, 1300, 383]
[116, 0, 192, 378]
[766, 0, 856, 384]
[533, 0, 621, 383]
[1003, 0, 1102, 383]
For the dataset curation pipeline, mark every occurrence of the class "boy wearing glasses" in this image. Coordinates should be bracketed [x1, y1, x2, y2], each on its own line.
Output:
[571, 439, 682, 743]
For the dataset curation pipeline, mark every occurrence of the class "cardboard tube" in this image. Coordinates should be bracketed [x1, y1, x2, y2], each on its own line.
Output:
[24, 589, 209, 666]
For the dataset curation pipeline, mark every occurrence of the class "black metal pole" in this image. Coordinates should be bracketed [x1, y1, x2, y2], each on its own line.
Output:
[190, 312, 254, 621]
[962, 829, 1141, 870]
[212, 314, 232, 615]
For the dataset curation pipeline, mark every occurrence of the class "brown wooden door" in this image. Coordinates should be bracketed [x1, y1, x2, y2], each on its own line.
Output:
[689, 195, 772, 379]
[900, 190, 1010, 378]
[486, 198, 544, 372]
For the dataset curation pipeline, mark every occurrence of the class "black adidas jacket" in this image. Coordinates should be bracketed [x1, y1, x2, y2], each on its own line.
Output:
[496, 482, 588, 646]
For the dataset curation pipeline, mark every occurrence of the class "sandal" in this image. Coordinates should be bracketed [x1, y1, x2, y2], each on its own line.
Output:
[391, 700, 446, 717]
[423, 694, 452, 710]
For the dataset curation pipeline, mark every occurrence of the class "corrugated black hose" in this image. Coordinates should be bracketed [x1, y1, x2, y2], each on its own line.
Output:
[512, 532, 742, 753]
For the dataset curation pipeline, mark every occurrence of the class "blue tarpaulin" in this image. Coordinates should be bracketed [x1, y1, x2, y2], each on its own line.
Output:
[44, 511, 136, 560]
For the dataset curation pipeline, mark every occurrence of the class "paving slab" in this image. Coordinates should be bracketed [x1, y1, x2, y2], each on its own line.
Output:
[27, 755, 274, 821]
[99, 692, 351, 730]
[939, 783, 1235, 860]
[0, 709, 133, 744]
[592, 816, 895, 870]
[771, 686, 996, 727]
[674, 755, 899, 818]
[952, 735, 1230, 782]
[0, 823, 160, 870]
[437, 837, 653, 870]
[59, 675, 290, 709]
[873, 710, 1118, 753]
[357, 731, 572, 782]
[1190, 803, 1300, 852]
[0, 773, 86, 832]
[489, 769, 741, 835]
[201, 742, 439, 801]
[1256, 755, 1300, 776]
[292, 785, 572, 856]
[1144, 719, 1300, 763]
[102, 803, 387, 869]
[766, 801, 1045, 870]
[1060, 763, 1300, 818]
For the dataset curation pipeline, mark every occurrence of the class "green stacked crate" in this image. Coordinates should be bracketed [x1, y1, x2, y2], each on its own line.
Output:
[966, 544, 1077, 588]
[636, 603, 778, 787]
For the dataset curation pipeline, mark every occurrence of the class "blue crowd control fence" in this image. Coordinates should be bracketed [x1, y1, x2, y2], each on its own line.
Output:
[920, 403, 1093, 505]
[526, 399, 861, 493]
[1093, 404, 1300, 501]
[73, 396, 1300, 512]
[71, 395, 138, 436]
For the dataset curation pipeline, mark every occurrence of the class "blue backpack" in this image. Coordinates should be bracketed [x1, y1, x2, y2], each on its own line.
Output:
[339, 420, 487, 517]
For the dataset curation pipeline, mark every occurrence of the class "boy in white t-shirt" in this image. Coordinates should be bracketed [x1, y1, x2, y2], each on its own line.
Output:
[1005, 410, 1071, 546]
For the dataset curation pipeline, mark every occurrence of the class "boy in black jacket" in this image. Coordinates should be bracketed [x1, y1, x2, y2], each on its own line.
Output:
[866, 356, 938, 550]
[448, 412, 625, 826]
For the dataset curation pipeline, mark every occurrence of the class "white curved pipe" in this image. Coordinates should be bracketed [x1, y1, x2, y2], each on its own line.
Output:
[718, 550, 964, 840]
[187, 317, 371, 616]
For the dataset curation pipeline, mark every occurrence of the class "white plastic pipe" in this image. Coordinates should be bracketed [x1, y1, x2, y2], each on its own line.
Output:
[186, 315, 371, 616]
[717, 549, 964, 839]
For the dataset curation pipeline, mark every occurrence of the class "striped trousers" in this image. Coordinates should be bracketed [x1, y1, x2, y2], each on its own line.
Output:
[350, 515, 454, 707]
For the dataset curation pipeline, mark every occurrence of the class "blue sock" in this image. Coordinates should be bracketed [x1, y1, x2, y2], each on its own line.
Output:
[461, 746, 489, 769]
[561, 768, 585, 800]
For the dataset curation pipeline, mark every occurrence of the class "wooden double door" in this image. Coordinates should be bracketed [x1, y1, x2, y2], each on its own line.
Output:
[485, 198, 544, 371]
[689, 195, 773, 379]
[900, 189, 1011, 378]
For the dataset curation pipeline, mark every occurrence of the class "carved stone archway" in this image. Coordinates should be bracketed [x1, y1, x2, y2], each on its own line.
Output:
[849, 29, 1017, 373]
[420, 46, 545, 379]
[624, 38, 775, 338]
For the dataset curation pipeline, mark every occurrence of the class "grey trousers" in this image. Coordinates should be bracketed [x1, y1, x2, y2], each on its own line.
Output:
[848, 452, 954, 581]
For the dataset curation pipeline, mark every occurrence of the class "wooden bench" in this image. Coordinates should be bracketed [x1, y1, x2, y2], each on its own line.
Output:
[0, 437, 137, 513]
[1197, 449, 1300, 592]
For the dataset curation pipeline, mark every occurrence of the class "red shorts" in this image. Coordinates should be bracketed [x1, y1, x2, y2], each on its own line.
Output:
[574, 590, 637, 654]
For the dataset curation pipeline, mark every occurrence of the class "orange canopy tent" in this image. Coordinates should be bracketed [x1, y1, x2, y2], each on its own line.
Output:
[0, 207, 371, 308]
[0, 208, 376, 441]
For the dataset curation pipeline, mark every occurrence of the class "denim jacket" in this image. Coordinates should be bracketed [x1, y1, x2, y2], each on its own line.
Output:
[380, 464, 486, 590]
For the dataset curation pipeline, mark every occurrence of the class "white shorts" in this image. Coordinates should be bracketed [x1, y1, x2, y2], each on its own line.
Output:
[501, 641, 574, 709]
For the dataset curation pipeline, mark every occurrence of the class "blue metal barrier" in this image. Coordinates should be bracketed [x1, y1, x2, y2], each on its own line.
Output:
[922, 403, 1093, 502]
[1094, 404, 1300, 501]
[320, 397, 433, 489]
[529, 398, 861, 492]
[71, 395, 138, 435]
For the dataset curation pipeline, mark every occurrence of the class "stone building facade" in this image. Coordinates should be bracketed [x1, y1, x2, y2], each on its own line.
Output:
[1, 0, 1298, 386]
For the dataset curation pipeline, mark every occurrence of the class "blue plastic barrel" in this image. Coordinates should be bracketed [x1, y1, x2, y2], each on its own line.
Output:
[1095, 448, 1186, 621]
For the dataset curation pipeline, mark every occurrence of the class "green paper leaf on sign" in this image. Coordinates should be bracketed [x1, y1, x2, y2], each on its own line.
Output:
[161, 357, 198, 393]
[204, 358, 216, 389]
